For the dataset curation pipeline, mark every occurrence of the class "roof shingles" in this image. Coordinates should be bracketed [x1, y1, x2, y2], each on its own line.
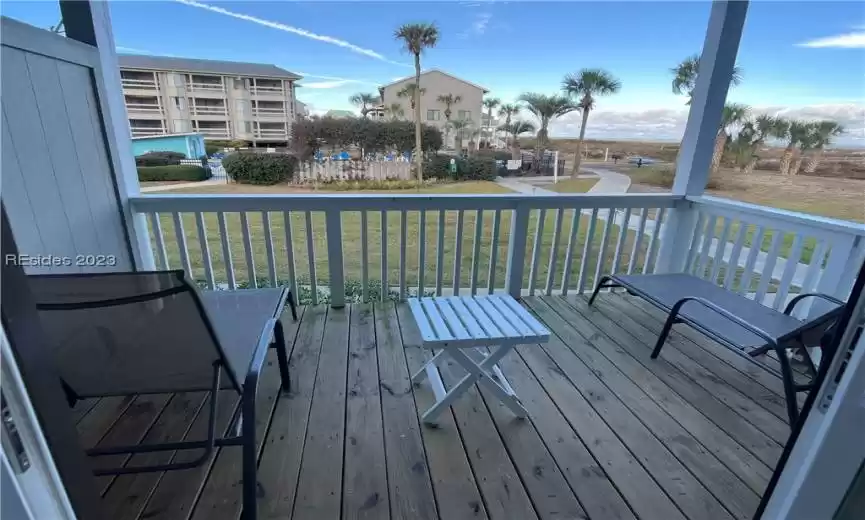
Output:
[118, 54, 301, 80]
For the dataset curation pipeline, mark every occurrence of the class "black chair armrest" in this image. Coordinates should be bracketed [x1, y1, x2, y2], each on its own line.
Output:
[783, 293, 845, 316]
[673, 296, 780, 351]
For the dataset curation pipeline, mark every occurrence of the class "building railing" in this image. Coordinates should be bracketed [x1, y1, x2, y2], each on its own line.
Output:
[190, 83, 225, 92]
[254, 128, 288, 138]
[195, 128, 230, 138]
[121, 78, 157, 89]
[130, 193, 865, 309]
[250, 86, 285, 96]
[192, 106, 228, 116]
[126, 103, 162, 113]
[252, 107, 286, 117]
[129, 127, 165, 137]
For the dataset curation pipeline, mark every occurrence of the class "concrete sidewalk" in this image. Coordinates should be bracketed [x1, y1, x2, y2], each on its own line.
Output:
[140, 178, 226, 193]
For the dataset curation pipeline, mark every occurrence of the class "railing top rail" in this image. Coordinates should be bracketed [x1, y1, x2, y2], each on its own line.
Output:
[131, 192, 681, 213]
[690, 195, 865, 237]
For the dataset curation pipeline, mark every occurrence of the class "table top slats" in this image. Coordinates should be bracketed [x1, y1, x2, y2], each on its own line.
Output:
[445, 297, 488, 339]
[433, 298, 472, 341]
[408, 298, 437, 343]
[496, 295, 550, 338]
[474, 298, 521, 338]
[485, 296, 536, 338]
[460, 297, 504, 339]
[420, 298, 454, 342]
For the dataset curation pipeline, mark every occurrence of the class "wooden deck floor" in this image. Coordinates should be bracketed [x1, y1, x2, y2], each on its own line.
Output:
[74, 293, 796, 520]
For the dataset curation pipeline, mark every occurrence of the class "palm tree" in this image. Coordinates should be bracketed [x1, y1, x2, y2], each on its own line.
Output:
[349, 92, 380, 118]
[518, 93, 578, 171]
[437, 93, 462, 148]
[789, 124, 819, 176]
[803, 121, 844, 174]
[397, 83, 426, 110]
[386, 102, 405, 121]
[395, 22, 439, 180]
[498, 103, 520, 151]
[562, 68, 621, 177]
[736, 114, 783, 174]
[710, 102, 749, 175]
[499, 121, 536, 160]
[777, 119, 811, 175]
[482, 97, 501, 148]
[671, 54, 743, 104]
[449, 119, 472, 151]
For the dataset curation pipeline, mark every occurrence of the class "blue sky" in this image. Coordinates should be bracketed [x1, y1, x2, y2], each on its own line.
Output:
[4, 1, 863, 145]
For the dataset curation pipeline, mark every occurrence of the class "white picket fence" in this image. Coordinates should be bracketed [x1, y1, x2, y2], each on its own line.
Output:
[179, 159, 227, 183]
[295, 161, 412, 183]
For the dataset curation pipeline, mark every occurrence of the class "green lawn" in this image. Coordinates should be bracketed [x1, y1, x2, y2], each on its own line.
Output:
[546, 178, 598, 194]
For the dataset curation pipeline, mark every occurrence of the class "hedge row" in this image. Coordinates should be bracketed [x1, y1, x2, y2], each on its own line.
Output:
[222, 153, 298, 185]
[135, 151, 186, 167]
[424, 155, 496, 181]
[138, 165, 208, 182]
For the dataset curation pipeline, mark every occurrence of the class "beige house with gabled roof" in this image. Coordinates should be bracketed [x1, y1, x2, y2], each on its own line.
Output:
[380, 69, 489, 149]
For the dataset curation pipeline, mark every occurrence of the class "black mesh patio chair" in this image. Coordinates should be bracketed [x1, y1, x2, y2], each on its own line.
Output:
[28, 269, 295, 520]
[589, 273, 846, 424]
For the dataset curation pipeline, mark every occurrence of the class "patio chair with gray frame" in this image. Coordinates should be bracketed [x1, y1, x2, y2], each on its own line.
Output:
[588, 273, 846, 425]
[27, 269, 294, 520]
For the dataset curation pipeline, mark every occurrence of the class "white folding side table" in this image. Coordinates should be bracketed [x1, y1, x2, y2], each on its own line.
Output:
[408, 295, 550, 425]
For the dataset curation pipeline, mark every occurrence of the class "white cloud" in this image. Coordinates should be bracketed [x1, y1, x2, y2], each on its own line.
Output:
[174, 0, 409, 66]
[296, 72, 378, 86]
[116, 46, 153, 54]
[547, 103, 864, 147]
[459, 11, 493, 38]
[301, 80, 357, 89]
[795, 31, 865, 48]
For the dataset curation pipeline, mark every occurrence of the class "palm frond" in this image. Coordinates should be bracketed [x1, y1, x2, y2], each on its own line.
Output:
[671, 53, 743, 99]
[395, 23, 439, 55]
[483, 97, 501, 110]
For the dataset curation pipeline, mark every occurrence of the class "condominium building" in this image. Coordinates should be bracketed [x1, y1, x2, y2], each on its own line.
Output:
[119, 55, 302, 145]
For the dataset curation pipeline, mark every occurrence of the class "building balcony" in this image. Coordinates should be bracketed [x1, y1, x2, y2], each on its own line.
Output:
[121, 78, 157, 90]
[252, 107, 286, 118]
[129, 126, 165, 137]
[126, 103, 163, 116]
[195, 127, 231, 139]
[191, 105, 228, 117]
[253, 128, 288, 139]
[250, 85, 285, 97]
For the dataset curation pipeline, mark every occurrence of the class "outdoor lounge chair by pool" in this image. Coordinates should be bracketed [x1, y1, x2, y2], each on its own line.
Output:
[588, 273, 846, 424]
[28, 269, 294, 520]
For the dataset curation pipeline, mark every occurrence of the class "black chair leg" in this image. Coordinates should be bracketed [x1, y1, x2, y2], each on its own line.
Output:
[776, 350, 800, 425]
[651, 308, 679, 359]
[588, 276, 612, 306]
[241, 389, 258, 520]
[287, 290, 298, 322]
[273, 319, 290, 391]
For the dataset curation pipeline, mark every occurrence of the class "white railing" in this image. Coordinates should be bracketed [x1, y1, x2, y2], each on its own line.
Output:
[192, 106, 228, 116]
[126, 103, 162, 113]
[196, 128, 230, 138]
[130, 127, 165, 137]
[130, 193, 676, 306]
[254, 128, 288, 138]
[296, 161, 412, 182]
[250, 86, 285, 96]
[190, 83, 224, 92]
[253, 107, 286, 117]
[122, 78, 157, 89]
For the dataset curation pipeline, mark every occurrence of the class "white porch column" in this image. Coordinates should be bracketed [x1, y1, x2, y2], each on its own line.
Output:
[654, 0, 749, 273]
[60, 0, 155, 270]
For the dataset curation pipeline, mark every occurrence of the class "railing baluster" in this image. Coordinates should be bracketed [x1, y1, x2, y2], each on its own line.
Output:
[643, 207, 666, 274]
[380, 210, 387, 302]
[325, 210, 345, 307]
[738, 225, 765, 295]
[194, 212, 215, 289]
[149, 212, 169, 269]
[470, 210, 483, 295]
[696, 214, 718, 278]
[800, 240, 827, 294]
[239, 212, 256, 288]
[527, 209, 547, 295]
[504, 205, 531, 299]
[723, 220, 747, 290]
[417, 210, 426, 296]
[399, 210, 407, 301]
[684, 212, 706, 274]
[262, 211, 278, 287]
[611, 207, 632, 274]
[360, 211, 368, 302]
[545, 208, 564, 295]
[305, 211, 317, 305]
[487, 209, 501, 295]
[577, 208, 599, 294]
[172, 212, 193, 278]
[560, 208, 582, 295]
[282, 211, 297, 300]
[773, 233, 804, 310]
[436, 210, 445, 296]
[453, 210, 465, 295]
[755, 231, 784, 305]
[592, 208, 615, 292]
[627, 208, 649, 275]
[217, 212, 235, 290]
[710, 217, 732, 284]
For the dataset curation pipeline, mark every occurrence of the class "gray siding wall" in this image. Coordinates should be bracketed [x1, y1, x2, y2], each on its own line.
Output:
[1, 18, 131, 273]
[382, 71, 484, 148]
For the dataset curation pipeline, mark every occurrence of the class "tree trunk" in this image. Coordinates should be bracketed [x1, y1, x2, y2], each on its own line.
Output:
[779, 146, 794, 175]
[535, 126, 545, 173]
[789, 155, 803, 176]
[413, 53, 423, 181]
[743, 156, 759, 175]
[511, 134, 520, 160]
[803, 149, 822, 174]
[571, 108, 590, 178]
[710, 130, 726, 176]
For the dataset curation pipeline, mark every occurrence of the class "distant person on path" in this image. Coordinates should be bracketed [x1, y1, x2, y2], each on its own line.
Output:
[637, 157, 643, 168]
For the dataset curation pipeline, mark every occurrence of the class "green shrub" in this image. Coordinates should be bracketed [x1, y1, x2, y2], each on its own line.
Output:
[138, 165, 207, 182]
[424, 155, 496, 181]
[223, 153, 297, 185]
[135, 151, 185, 167]
[628, 165, 739, 191]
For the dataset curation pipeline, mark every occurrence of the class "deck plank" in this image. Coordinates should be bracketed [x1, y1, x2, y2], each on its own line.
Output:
[255, 306, 327, 519]
[517, 340, 687, 520]
[192, 310, 307, 520]
[77, 396, 135, 448]
[396, 303, 489, 520]
[100, 391, 208, 519]
[601, 294, 793, 419]
[528, 298, 759, 519]
[70, 398, 102, 424]
[293, 306, 352, 519]
[559, 296, 783, 467]
[374, 303, 438, 520]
